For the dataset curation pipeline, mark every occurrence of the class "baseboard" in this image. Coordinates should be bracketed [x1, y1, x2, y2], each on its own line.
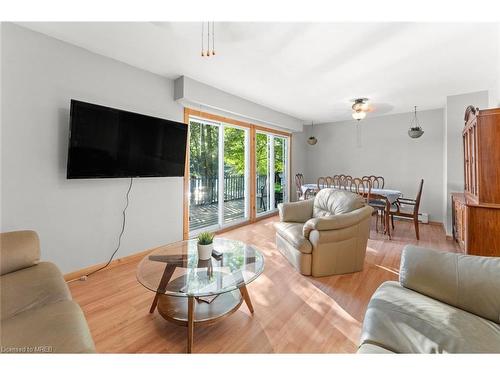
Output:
[64, 246, 158, 282]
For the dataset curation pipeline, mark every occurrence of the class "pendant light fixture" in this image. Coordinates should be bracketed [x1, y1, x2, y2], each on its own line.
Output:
[201, 22, 216, 57]
[408, 106, 424, 138]
[307, 121, 318, 145]
[352, 98, 369, 121]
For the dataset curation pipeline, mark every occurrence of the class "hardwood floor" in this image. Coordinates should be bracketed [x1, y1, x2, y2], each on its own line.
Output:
[68, 216, 459, 353]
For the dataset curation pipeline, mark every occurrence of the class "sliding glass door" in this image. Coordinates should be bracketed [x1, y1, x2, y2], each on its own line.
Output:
[188, 117, 249, 235]
[255, 131, 289, 216]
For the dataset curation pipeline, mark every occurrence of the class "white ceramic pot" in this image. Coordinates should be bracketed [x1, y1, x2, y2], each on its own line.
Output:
[197, 243, 213, 260]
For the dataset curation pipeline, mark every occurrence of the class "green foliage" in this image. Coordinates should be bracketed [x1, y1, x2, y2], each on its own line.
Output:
[197, 231, 215, 245]
[189, 121, 287, 181]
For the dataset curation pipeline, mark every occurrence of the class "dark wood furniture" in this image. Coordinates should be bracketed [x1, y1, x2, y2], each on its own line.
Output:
[451, 106, 500, 257]
[389, 179, 424, 240]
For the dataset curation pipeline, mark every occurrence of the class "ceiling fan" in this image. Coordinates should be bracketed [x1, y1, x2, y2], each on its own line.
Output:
[350, 98, 393, 121]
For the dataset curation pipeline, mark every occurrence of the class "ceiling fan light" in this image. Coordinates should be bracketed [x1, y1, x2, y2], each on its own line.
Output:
[352, 111, 366, 120]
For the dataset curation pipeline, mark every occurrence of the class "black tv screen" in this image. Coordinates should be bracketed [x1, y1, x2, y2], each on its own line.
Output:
[67, 100, 188, 179]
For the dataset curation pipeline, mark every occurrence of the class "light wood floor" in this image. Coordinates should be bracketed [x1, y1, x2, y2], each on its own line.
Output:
[69, 216, 459, 353]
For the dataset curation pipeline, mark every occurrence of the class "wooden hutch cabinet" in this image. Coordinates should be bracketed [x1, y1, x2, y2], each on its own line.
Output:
[451, 106, 500, 256]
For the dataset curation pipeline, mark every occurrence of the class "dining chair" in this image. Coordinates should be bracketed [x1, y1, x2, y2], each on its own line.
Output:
[295, 173, 305, 200]
[318, 176, 332, 191]
[331, 175, 340, 189]
[390, 179, 424, 240]
[349, 178, 372, 204]
[363, 175, 384, 189]
[324, 176, 334, 188]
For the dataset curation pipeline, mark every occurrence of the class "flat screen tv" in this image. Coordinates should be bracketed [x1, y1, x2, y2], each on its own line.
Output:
[67, 100, 188, 179]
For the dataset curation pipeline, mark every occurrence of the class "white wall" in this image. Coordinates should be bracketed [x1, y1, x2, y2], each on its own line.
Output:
[290, 131, 309, 201]
[175, 76, 303, 132]
[443, 91, 489, 234]
[298, 109, 445, 222]
[1, 23, 185, 273]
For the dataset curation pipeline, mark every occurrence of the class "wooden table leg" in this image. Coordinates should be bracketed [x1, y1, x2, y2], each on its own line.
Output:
[239, 285, 254, 314]
[149, 264, 176, 313]
[187, 296, 195, 353]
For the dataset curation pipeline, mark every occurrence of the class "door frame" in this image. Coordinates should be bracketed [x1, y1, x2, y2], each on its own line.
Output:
[183, 107, 292, 240]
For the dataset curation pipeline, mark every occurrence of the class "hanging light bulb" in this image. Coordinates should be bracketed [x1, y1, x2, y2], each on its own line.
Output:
[352, 111, 367, 121]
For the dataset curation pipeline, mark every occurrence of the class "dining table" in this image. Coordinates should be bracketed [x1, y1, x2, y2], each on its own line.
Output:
[301, 184, 402, 204]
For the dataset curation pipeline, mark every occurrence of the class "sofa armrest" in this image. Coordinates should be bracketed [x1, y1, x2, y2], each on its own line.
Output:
[400, 245, 500, 323]
[303, 205, 373, 238]
[0, 230, 41, 276]
[278, 199, 314, 223]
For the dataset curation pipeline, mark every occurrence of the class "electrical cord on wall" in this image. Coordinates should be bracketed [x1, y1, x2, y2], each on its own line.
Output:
[80, 177, 133, 280]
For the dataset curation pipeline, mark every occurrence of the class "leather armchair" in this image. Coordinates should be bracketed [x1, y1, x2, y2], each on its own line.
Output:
[275, 189, 373, 277]
[359, 245, 500, 353]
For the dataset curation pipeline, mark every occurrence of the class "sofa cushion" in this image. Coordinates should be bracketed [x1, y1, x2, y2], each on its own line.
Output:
[0, 262, 71, 321]
[360, 281, 500, 353]
[0, 300, 96, 353]
[274, 222, 312, 254]
[313, 189, 364, 218]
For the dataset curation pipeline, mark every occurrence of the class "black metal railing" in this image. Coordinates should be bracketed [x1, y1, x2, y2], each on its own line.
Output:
[190, 175, 269, 206]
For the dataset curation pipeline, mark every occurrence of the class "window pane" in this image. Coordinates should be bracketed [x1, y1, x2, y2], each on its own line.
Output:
[189, 121, 219, 232]
[224, 126, 246, 224]
[274, 137, 287, 208]
[256, 133, 270, 214]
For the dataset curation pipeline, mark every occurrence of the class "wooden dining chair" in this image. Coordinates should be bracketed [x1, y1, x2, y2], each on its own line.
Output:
[295, 173, 305, 200]
[349, 178, 371, 204]
[317, 176, 334, 190]
[363, 175, 384, 189]
[324, 176, 334, 188]
[371, 193, 391, 238]
[390, 179, 424, 240]
[331, 175, 340, 188]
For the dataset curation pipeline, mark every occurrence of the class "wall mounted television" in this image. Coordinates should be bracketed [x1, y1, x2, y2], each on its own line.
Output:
[67, 100, 188, 179]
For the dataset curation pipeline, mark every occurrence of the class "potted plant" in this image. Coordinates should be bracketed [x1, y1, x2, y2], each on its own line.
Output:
[197, 232, 215, 260]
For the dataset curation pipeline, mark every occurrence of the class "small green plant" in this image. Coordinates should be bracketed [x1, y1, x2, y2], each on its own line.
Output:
[197, 232, 215, 245]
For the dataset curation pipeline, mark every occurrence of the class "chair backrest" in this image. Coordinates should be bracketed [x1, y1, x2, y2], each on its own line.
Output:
[338, 175, 352, 190]
[363, 175, 384, 189]
[349, 177, 371, 203]
[317, 176, 326, 190]
[376, 176, 385, 189]
[330, 175, 339, 188]
[414, 179, 424, 212]
[295, 173, 304, 190]
[312, 189, 364, 217]
[324, 176, 334, 188]
[295, 173, 304, 199]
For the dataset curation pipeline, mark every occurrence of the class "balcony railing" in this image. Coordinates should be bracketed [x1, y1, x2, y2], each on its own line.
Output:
[190, 175, 270, 206]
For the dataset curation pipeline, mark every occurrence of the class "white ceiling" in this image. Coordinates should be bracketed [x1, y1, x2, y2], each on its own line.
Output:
[18, 22, 500, 123]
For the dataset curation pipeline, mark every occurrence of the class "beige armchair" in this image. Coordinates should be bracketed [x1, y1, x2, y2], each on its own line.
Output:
[274, 189, 373, 277]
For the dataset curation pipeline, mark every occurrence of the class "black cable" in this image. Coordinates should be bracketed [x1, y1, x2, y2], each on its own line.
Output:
[84, 177, 133, 278]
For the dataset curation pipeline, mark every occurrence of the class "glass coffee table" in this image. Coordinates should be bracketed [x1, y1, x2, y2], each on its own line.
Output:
[136, 238, 264, 353]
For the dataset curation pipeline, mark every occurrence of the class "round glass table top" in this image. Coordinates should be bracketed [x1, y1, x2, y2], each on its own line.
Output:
[136, 238, 265, 297]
